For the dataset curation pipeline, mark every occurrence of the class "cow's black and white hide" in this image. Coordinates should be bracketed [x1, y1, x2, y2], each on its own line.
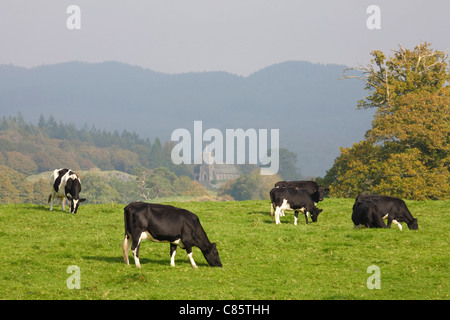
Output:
[123, 202, 222, 268]
[270, 187, 322, 225]
[48, 168, 86, 214]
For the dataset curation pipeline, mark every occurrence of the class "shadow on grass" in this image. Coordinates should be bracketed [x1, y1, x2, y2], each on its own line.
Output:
[27, 204, 76, 215]
[248, 209, 305, 225]
[82, 255, 209, 268]
[246, 210, 274, 224]
[24, 205, 49, 211]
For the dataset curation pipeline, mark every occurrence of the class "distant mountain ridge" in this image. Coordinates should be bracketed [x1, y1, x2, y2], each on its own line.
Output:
[0, 61, 374, 176]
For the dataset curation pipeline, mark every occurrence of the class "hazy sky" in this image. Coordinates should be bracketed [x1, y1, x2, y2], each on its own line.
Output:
[1, 0, 449, 76]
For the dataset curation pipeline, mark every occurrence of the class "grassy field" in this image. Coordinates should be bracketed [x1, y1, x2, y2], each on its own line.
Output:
[0, 199, 448, 300]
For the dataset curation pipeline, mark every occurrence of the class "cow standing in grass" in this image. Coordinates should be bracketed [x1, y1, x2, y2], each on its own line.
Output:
[272, 180, 327, 219]
[123, 202, 222, 268]
[270, 187, 323, 225]
[48, 168, 86, 214]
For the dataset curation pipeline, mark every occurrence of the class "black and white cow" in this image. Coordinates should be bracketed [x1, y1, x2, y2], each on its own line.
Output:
[274, 180, 327, 204]
[123, 202, 222, 268]
[353, 194, 418, 230]
[48, 168, 86, 214]
[270, 187, 323, 225]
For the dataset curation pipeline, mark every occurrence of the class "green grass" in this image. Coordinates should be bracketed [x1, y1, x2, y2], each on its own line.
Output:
[0, 199, 448, 300]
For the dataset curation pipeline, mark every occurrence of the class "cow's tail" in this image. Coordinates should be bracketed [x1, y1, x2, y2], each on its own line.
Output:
[270, 202, 274, 223]
[122, 206, 131, 265]
[123, 206, 131, 239]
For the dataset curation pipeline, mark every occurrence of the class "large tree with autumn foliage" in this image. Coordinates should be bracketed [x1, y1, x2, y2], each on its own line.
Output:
[327, 42, 449, 200]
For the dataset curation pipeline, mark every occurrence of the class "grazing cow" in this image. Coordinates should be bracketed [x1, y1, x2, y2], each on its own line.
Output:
[352, 200, 387, 228]
[270, 187, 323, 225]
[274, 180, 327, 204]
[48, 168, 86, 214]
[354, 195, 418, 230]
[123, 202, 222, 268]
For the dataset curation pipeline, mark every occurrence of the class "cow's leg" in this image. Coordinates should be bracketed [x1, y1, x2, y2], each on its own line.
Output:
[61, 197, 66, 212]
[131, 232, 143, 268]
[170, 243, 177, 267]
[122, 235, 131, 265]
[132, 243, 141, 268]
[392, 220, 403, 231]
[383, 214, 394, 228]
[270, 203, 274, 223]
[294, 211, 299, 226]
[184, 245, 198, 269]
[49, 193, 54, 211]
[274, 207, 282, 224]
[296, 208, 308, 225]
[372, 214, 388, 228]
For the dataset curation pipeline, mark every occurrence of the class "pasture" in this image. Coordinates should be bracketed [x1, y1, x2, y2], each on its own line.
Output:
[0, 199, 448, 300]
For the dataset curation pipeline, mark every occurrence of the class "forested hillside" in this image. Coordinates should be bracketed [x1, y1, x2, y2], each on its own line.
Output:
[0, 114, 203, 204]
[0, 113, 183, 174]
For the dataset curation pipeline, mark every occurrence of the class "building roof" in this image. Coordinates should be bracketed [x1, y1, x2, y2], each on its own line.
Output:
[212, 164, 240, 174]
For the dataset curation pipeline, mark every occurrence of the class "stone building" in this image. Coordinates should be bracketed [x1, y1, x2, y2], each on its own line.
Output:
[198, 152, 241, 182]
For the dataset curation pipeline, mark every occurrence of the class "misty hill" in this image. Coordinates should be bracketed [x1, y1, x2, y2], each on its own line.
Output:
[0, 61, 374, 176]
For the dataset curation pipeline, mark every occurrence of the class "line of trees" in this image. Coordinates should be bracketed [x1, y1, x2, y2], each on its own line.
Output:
[0, 114, 191, 176]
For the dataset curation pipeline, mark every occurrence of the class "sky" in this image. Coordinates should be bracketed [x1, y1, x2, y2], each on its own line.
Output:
[1, 0, 449, 76]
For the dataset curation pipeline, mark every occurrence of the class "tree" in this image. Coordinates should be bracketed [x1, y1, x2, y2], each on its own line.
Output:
[0, 168, 21, 203]
[149, 137, 166, 169]
[5, 151, 38, 175]
[109, 147, 141, 173]
[81, 173, 121, 204]
[218, 170, 282, 201]
[277, 148, 302, 180]
[329, 43, 449, 200]
[0, 165, 33, 203]
[343, 42, 448, 110]
[182, 179, 209, 197]
[146, 167, 178, 199]
[32, 178, 50, 204]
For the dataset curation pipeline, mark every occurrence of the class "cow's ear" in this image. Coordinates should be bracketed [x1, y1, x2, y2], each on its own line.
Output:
[67, 193, 73, 201]
[79, 198, 86, 203]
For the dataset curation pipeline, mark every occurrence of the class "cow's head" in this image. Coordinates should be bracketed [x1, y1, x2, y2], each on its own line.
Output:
[66, 193, 86, 214]
[202, 243, 222, 267]
[407, 218, 418, 230]
[317, 186, 325, 201]
[310, 207, 323, 222]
